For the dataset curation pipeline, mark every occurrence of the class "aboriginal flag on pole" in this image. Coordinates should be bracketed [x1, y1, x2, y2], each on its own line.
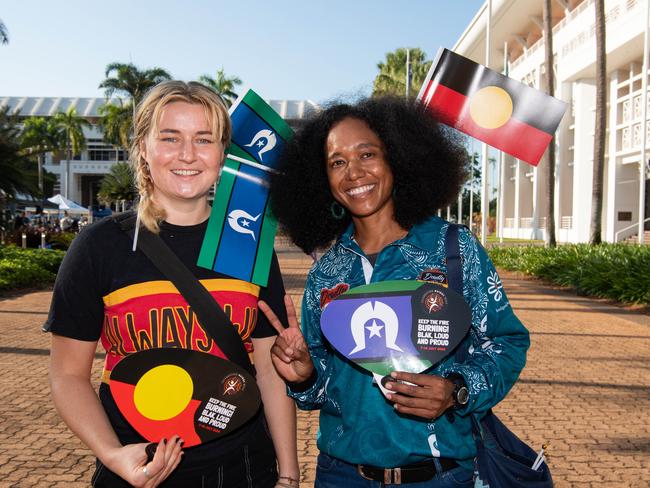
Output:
[418, 48, 567, 166]
[198, 89, 293, 286]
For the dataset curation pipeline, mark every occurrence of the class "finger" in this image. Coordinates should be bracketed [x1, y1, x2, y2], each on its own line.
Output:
[283, 295, 300, 329]
[386, 392, 435, 409]
[393, 404, 440, 419]
[156, 439, 184, 482]
[384, 381, 430, 398]
[258, 300, 285, 335]
[145, 438, 168, 477]
[390, 371, 436, 387]
[163, 436, 181, 465]
[271, 343, 293, 363]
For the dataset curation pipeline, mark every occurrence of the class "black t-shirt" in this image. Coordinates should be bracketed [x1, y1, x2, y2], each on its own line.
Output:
[44, 215, 288, 471]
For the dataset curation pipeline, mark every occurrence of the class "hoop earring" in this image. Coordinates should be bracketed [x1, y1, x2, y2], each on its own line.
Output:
[330, 201, 346, 220]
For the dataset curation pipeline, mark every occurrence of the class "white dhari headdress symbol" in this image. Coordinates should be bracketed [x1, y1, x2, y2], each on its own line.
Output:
[244, 129, 277, 162]
[227, 209, 261, 240]
[349, 301, 403, 355]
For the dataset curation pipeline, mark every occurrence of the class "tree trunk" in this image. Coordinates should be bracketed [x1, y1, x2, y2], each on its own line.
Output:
[543, 0, 557, 247]
[66, 131, 71, 200]
[591, 0, 606, 244]
[37, 153, 43, 194]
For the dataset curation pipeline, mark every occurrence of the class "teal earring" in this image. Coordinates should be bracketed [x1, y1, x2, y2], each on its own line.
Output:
[330, 201, 346, 220]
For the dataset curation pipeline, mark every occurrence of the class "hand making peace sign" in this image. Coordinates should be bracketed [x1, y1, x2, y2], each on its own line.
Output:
[258, 295, 314, 384]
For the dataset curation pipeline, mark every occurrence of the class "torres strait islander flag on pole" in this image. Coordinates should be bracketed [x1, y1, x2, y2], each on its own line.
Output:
[198, 89, 293, 286]
[418, 48, 568, 166]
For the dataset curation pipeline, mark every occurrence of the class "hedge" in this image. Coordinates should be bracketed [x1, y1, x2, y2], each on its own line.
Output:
[0, 246, 65, 292]
[488, 244, 650, 306]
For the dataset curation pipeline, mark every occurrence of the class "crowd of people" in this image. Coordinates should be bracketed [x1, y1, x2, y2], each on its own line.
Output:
[7, 211, 89, 247]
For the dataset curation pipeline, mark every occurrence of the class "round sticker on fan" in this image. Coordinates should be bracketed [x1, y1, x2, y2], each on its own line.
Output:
[110, 348, 261, 447]
[320, 280, 471, 379]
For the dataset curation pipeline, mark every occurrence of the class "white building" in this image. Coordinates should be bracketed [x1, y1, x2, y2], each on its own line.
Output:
[454, 0, 649, 242]
[0, 96, 319, 209]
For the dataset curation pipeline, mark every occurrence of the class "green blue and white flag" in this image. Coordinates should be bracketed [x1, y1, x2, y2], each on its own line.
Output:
[198, 89, 293, 286]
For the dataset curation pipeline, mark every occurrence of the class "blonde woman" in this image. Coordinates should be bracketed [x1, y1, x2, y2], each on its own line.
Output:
[47, 81, 299, 487]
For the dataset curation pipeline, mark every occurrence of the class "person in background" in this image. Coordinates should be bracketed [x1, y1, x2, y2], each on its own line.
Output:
[60, 211, 74, 232]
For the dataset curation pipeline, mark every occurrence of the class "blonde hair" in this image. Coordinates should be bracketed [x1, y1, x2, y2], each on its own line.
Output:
[130, 80, 231, 233]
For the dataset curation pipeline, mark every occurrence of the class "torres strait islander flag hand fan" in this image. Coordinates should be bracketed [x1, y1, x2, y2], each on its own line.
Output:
[418, 48, 568, 166]
[320, 280, 471, 390]
[198, 89, 293, 286]
[110, 348, 261, 447]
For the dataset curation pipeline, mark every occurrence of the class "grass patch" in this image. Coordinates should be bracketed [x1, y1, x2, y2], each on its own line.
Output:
[488, 244, 650, 306]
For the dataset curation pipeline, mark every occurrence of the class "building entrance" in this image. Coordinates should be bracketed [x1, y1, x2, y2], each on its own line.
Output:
[81, 175, 103, 208]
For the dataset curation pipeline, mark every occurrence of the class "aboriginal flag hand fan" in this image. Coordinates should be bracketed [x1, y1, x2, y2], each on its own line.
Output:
[109, 213, 261, 447]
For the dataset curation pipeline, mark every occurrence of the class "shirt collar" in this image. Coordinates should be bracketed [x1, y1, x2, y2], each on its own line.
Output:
[336, 216, 446, 253]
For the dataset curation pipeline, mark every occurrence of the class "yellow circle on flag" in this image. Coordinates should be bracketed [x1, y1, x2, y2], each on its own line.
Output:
[469, 86, 513, 129]
[134, 365, 193, 421]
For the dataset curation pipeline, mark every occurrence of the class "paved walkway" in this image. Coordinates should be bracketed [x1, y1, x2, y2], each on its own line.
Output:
[0, 248, 649, 487]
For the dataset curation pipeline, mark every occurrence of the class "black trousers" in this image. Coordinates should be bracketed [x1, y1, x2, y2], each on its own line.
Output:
[91, 423, 278, 487]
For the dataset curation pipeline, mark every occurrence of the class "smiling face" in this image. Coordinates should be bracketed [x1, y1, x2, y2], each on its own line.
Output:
[141, 101, 224, 212]
[325, 117, 395, 221]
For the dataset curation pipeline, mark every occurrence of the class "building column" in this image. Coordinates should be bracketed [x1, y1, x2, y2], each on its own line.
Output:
[514, 160, 521, 238]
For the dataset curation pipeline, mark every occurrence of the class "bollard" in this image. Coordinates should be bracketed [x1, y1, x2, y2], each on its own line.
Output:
[41, 232, 46, 249]
[22, 233, 27, 249]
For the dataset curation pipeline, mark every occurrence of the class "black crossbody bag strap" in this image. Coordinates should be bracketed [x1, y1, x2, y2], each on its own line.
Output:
[114, 213, 254, 375]
[445, 223, 470, 365]
[445, 223, 463, 298]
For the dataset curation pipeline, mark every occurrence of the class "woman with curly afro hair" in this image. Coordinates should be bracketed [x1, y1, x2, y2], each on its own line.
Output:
[259, 96, 530, 488]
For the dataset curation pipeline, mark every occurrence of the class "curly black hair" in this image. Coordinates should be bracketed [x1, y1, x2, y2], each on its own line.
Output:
[269, 96, 467, 254]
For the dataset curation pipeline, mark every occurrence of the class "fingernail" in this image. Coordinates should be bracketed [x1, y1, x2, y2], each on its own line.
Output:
[162, 438, 167, 445]
[179, 439, 185, 446]
[390, 372, 397, 378]
[385, 393, 392, 400]
[384, 381, 393, 390]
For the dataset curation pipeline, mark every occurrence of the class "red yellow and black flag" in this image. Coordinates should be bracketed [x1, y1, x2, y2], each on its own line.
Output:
[418, 48, 567, 166]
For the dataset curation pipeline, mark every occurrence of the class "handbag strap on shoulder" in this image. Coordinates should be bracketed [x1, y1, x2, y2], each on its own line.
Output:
[113, 212, 254, 374]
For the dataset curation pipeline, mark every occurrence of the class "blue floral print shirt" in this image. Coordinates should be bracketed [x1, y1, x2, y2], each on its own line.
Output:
[289, 216, 529, 468]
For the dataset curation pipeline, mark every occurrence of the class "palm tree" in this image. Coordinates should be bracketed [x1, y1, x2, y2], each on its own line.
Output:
[20, 117, 64, 193]
[591, 0, 606, 244]
[543, 0, 557, 247]
[0, 108, 38, 199]
[98, 103, 132, 162]
[97, 162, 136, 208]
[199, 68, 242, 107]
[373, 48, 432, 97]
[0, 18, 8, 45]
[52, 108, 91, 199]
[99, 63, 171, 115]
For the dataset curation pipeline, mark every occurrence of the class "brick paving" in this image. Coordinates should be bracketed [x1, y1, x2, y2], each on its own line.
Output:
[0, 247, 649, 487]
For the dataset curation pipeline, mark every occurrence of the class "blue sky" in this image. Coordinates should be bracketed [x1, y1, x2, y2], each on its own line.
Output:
[1, 1, 483, 103]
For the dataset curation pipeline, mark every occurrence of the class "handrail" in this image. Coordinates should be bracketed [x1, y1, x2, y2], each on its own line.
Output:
[614, 217, 650, 242]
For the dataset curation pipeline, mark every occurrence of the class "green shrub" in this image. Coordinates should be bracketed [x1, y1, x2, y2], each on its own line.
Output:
[0, 246, 65, 292]
[488, 244, 650, 306]
[47, 232, 76, 250]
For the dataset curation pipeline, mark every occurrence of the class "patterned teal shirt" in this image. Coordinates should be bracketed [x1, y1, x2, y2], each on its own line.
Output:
[289, 216, 530, 468]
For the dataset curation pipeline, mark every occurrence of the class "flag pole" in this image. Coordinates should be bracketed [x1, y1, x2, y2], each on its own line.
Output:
[498, 41, 509, 244]
[480, 0, 493, 245]
[406, 48, 411, 98]
[638, 0, 649, 244]
[469, 139, 475, 231]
